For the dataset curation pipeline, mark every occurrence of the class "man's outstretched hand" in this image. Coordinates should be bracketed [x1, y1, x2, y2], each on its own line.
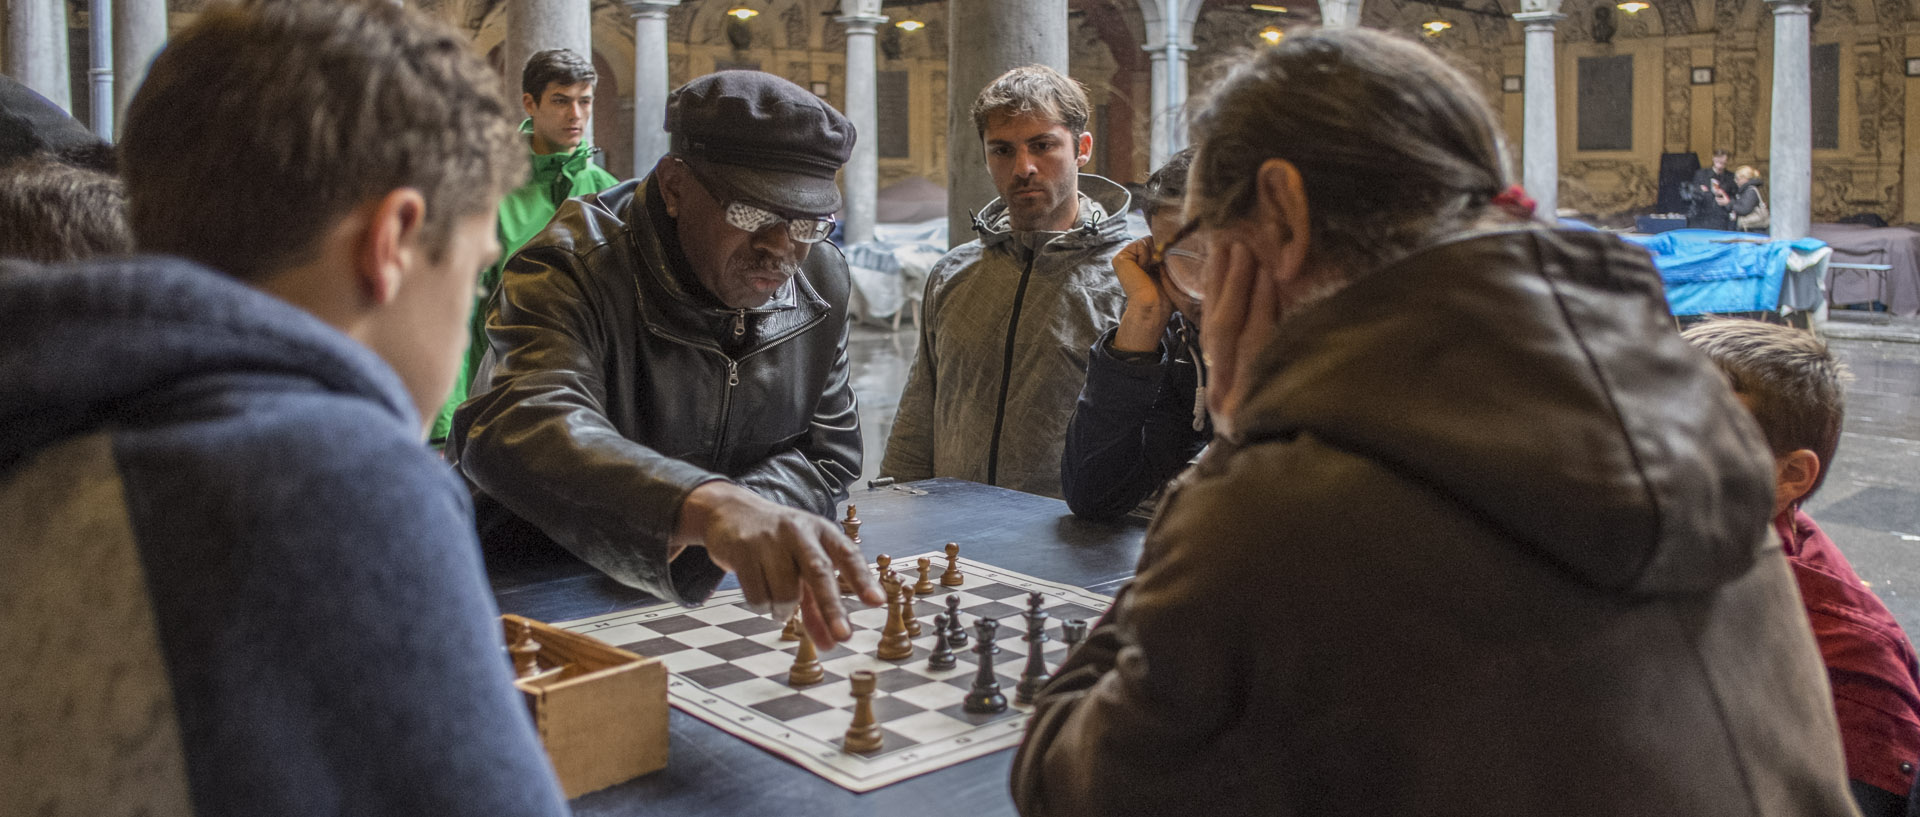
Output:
[675, 481, 886, 648]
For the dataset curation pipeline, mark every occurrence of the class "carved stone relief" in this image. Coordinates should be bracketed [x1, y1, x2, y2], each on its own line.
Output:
[669, 53, 690, 86]
[1855, 45, 1880, 154]
[1559, 159, 1661, 215]
[1665, 47, 1691, 150]
[668, 4, 695, 42]
[1657, 0, 1696, 35]
[1727, 52, 1759, 158]
[783, 3, 810, 50]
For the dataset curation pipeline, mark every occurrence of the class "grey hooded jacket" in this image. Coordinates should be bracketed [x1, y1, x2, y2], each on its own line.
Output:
[881, 174, 1132, 498]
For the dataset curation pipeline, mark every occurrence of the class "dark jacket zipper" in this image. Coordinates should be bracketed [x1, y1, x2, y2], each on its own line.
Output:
[984, 254, 1040, 486]
[646, 310, 828, 465]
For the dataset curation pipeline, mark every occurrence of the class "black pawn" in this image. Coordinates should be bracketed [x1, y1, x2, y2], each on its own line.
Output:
[944, 594, 968, 648]
[927, 613, 958, 670]
[1015, 608, 1051, 704]
[963, 618, 1007, 714]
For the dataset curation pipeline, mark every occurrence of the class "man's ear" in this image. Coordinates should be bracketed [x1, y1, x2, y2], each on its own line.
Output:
[1075, 131, 1094, 168]
[522, 92, 539, 119]
[1776, 449, 1822, 512]
[1252, 158, 1310, 282]
[656, 157, 685, 218]
[353, 188, 427, 307]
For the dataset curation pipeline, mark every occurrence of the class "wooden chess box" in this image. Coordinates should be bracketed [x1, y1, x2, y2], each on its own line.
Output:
[503, 614, 668, 797]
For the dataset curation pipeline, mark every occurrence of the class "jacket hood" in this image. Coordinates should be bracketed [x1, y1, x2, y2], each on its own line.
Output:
[973, 174, 1133, 250]
[0, 257, 416, 469]
[1233, 227, 1776, 596]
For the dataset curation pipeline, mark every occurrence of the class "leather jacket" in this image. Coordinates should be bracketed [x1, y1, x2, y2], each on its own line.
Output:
[449, 176, 861, 605]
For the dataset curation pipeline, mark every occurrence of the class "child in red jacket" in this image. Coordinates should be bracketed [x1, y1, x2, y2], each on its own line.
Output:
[1687, 319, 1920, 817]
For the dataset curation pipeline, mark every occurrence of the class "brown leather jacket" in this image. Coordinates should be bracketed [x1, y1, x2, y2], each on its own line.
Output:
[1014, 227, 1859, 817]
[448, 177, 860, 604]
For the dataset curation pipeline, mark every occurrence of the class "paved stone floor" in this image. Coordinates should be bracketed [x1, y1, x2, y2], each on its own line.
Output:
[846, 318, 1920, 632]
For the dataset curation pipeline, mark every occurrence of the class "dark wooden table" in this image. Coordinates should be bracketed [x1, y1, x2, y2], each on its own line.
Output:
[488, 478, 1147, 817]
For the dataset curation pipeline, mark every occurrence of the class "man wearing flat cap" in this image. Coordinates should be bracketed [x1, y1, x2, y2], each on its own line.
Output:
[450, 71, 884, 646]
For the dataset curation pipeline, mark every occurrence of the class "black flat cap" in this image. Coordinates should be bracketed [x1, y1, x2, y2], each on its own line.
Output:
[666, 71, 855, 218]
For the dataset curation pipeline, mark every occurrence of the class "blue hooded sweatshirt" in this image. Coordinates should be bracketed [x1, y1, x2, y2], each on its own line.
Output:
[0, 257, 569, 816]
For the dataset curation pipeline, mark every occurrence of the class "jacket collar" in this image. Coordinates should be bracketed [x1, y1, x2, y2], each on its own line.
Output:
[972, 173, 1134, 252]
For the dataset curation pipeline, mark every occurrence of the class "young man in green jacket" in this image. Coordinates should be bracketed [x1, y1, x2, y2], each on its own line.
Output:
[431, 48, 619, 444]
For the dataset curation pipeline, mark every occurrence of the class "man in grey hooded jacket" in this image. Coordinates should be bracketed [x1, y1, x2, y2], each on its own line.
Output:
[881, 65, 1131, 499]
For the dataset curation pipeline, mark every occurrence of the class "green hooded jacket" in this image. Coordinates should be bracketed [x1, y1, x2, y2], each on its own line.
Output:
[430, 120, 620, 444]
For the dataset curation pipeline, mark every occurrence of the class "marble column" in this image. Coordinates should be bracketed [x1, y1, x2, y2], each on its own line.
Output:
[838, 11, 887, 245]
[946, 0, 1069, 247]
[503, 0, 593, 111]
[1515, 10, 1563, 223]
[87, 0, 112, 139]
[1767, 0, 1812, 240]
[1319, 0, 1365, 29]
[114, 0, 167, 134]
[623, 0, 678, 176]
[1145, 44, 1194, 169]
[6, 0, 72, 113]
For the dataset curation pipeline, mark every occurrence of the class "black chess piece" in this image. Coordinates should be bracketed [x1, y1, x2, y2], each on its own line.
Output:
[927, 613, 958, 670]
[1026, 591, 1044, 618]
[944, 594, 968, 648]
[1014, 607, 1051, 704]
[962, 618, 1007, 714]
[1061, 619, 1089, 654]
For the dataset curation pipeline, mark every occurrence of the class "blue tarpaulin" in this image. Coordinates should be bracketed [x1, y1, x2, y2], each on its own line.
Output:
[1623, 229, 1824, 315]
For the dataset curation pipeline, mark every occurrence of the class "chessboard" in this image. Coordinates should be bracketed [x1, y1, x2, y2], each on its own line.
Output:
[557, 554, 1113, 792]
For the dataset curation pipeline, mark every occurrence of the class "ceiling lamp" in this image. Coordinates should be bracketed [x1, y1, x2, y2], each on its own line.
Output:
[1421, 19, 1453, 35]
[726, 8, 759, 20]
[1616, 0, 1650, 12]
[895, 19, 925, 31]
[1259, 26, 1285, 44]
[1250, 3, 1289, 11]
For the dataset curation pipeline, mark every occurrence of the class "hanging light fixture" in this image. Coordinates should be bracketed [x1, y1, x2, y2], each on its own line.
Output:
[1259, 26, 1285, 44]
[1616, 1, 1650, 12]
[1250, 3, 1289, 11]
[726, 7, 760, 20]
[895, 19, 925, 31]
[1421, 19, 1453, 35]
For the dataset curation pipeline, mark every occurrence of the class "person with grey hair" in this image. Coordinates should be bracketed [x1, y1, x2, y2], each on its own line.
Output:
[881, 64, 1132, 499]
[0, 155, 131, 262]
[1014, 28, 1856, 817]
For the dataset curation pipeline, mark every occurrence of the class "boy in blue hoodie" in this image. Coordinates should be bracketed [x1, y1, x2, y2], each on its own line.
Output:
[0, 2, 570, 815]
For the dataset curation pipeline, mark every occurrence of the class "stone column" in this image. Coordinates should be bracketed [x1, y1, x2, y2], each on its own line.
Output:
[946, 0, 1069, 247]
[1319, 0, 1365, 29]
[503, 0, 593, 112]
[1145, 44, 1194, 169]
[1515, 10, 1563, 223]
[623, 0, 678, 176]
[1767, 0, 1812, 240]
[87, 0, 112, 140]
[6, 0, 72, 113]
[114, 0, 167, 133]
[838, 10, 887, 245]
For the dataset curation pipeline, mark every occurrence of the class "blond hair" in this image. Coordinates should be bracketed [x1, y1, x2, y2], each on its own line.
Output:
[1682, 319, 1850, 499]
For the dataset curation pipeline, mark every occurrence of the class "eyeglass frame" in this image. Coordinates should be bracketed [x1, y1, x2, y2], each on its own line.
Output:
[674, 158, 837, 244]
[1143, 217, 1207, 301]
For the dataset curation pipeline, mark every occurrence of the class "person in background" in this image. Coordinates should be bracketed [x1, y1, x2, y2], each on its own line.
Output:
[430, 47, 619, 446]
[1688, 148, 1737, 230]
[1686, 318, 1920, 817]
[881, 64, 1132, 499]
[1, 1, 569, 814]
[1060, 148, 1210, 520]
[1725, 165, 1769, 233]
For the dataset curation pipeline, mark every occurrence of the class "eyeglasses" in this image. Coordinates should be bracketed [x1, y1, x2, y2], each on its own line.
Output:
[1144, 218, 1207, 302]
[723, 200, 835, 244]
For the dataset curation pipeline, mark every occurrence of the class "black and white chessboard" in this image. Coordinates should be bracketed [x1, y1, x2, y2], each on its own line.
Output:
[557, 555, 1112, 792]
